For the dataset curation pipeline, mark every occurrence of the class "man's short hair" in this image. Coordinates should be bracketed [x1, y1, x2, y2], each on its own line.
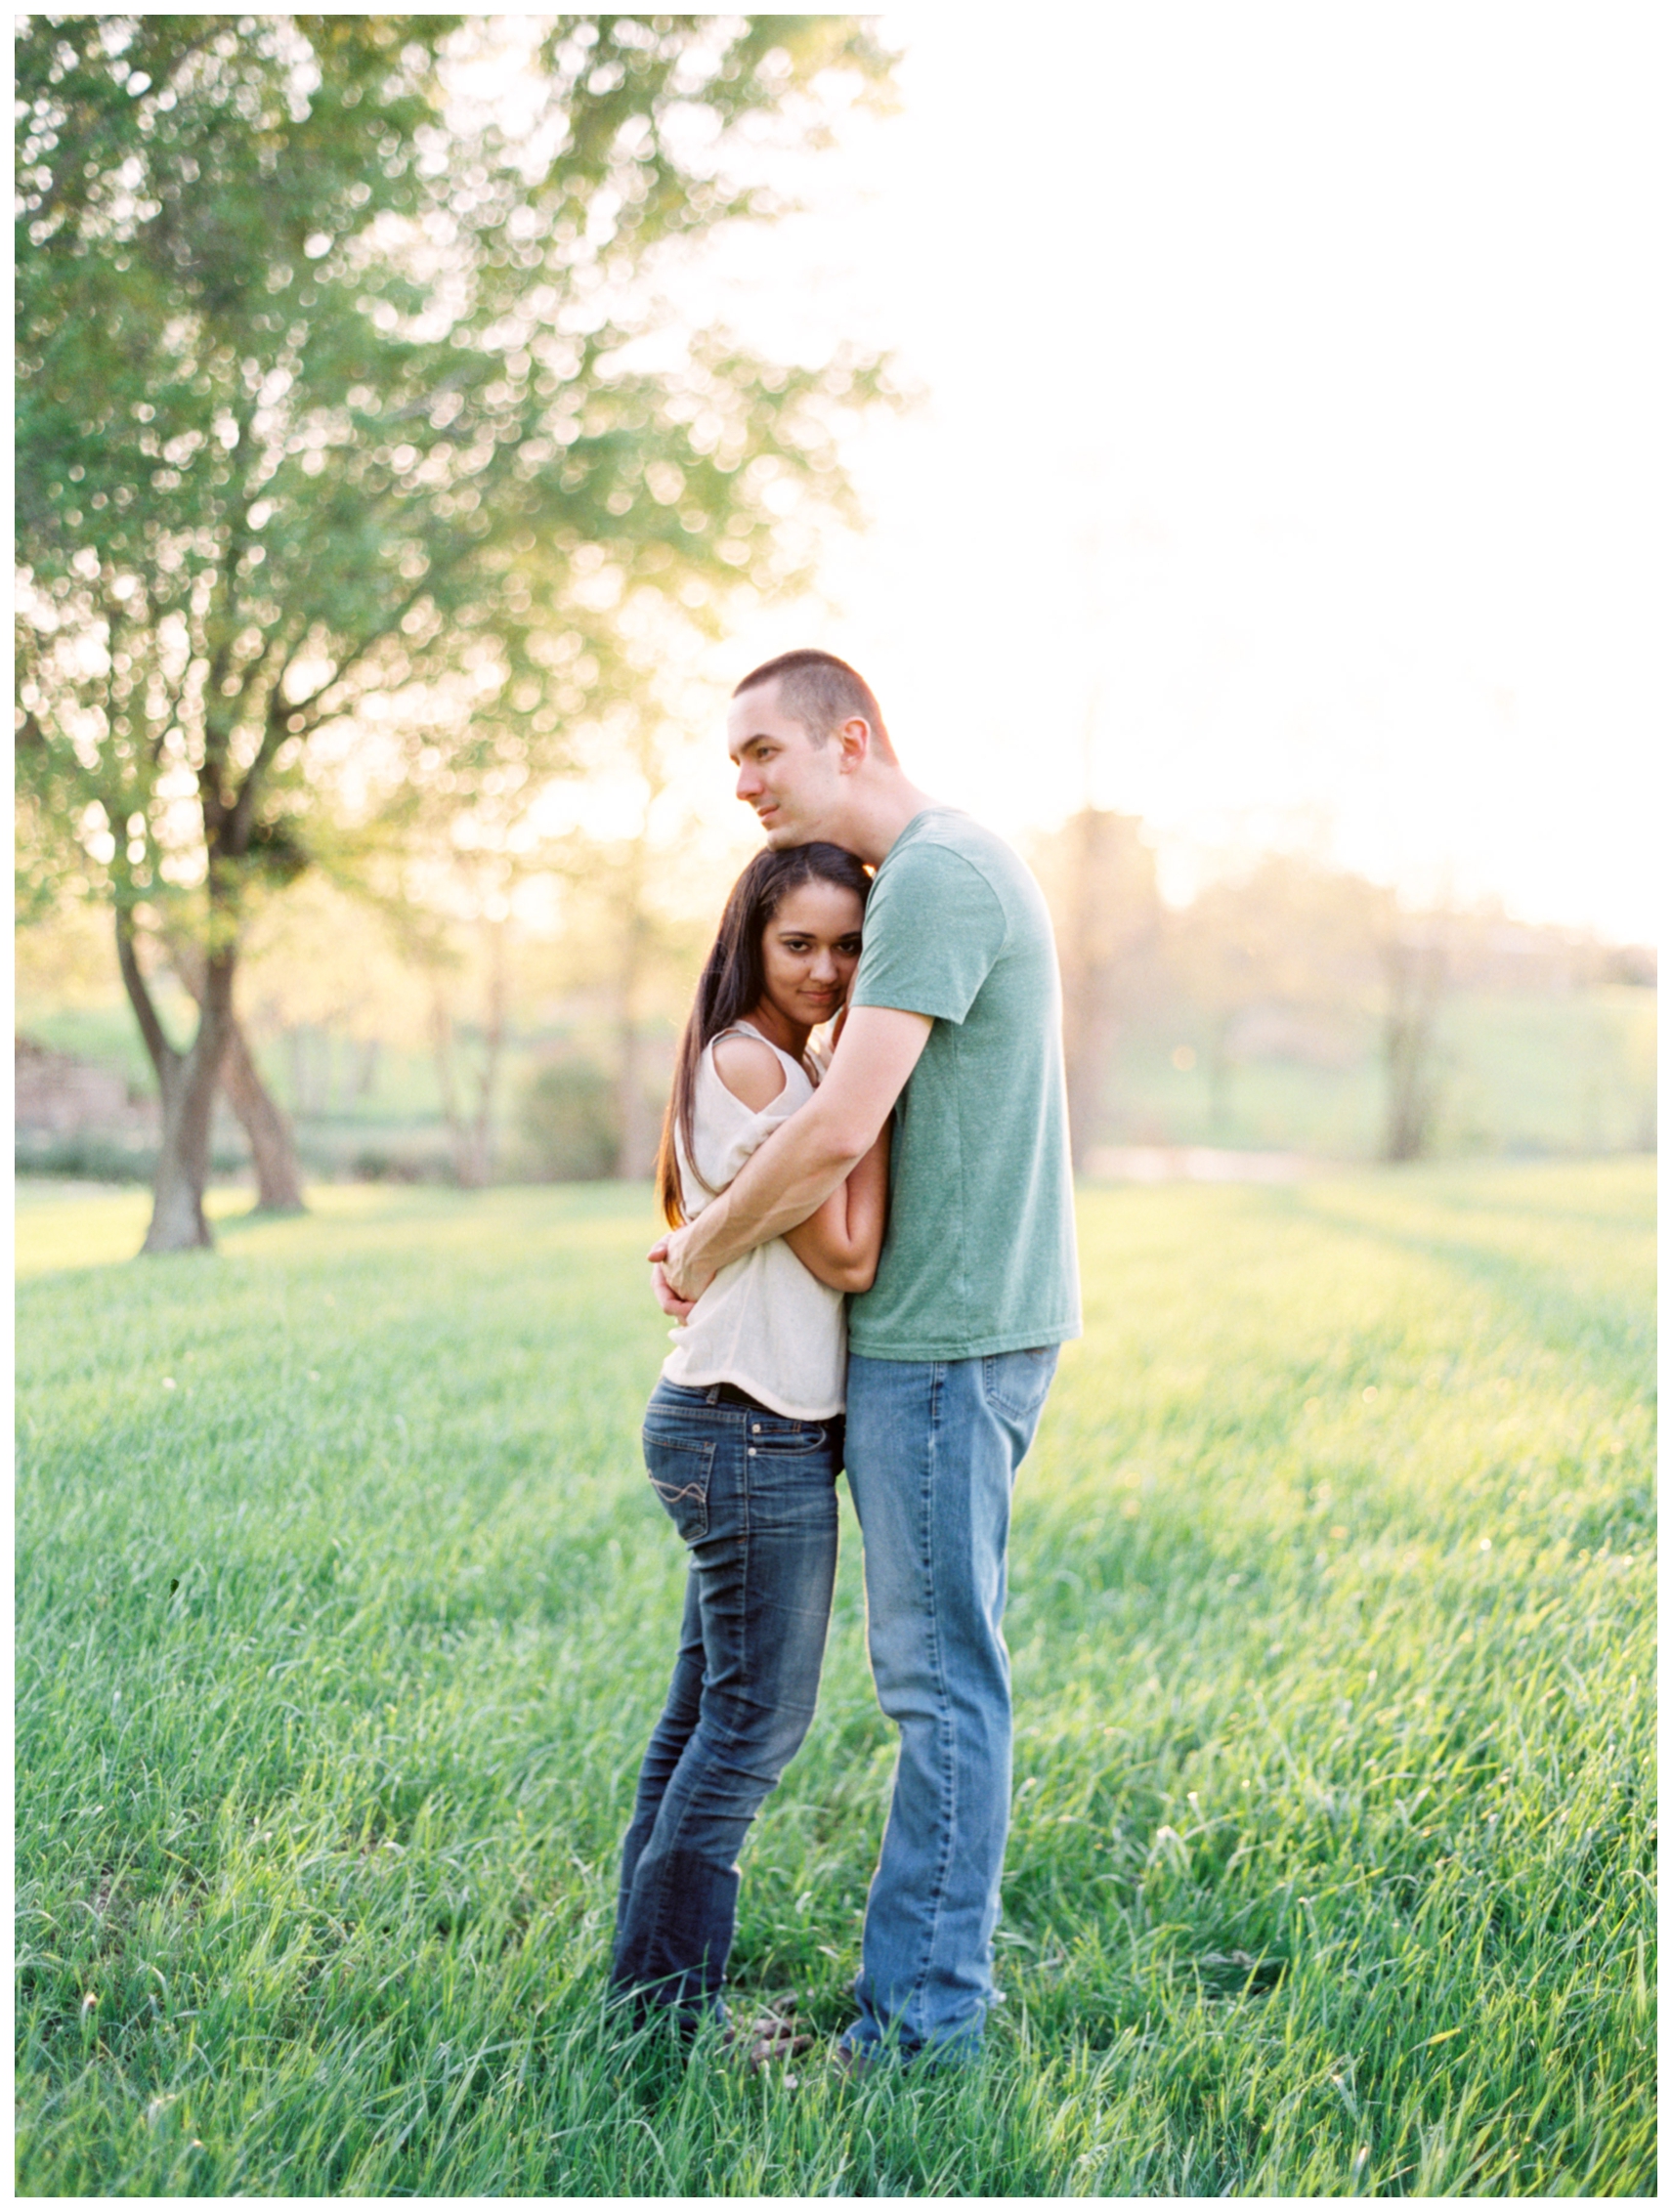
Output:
[732, 648, 896, 763]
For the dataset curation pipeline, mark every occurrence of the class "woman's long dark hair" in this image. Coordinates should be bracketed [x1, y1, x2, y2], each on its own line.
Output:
[658, 842, 871, 1226]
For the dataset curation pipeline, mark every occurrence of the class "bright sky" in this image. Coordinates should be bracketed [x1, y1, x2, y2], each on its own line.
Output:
[680, 5, 1667, 944]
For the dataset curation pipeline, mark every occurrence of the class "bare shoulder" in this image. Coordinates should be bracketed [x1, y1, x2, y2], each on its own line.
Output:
[711, 1033, 789, 1111]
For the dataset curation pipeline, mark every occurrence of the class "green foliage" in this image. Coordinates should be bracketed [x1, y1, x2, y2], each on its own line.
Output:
[14, 1162, 1653, 2193]
[517, 1053, 620, 1181]
[15, 13, 892, 936]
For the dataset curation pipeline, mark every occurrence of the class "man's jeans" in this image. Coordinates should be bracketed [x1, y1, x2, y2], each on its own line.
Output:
[611, 1379, 839, 2028]
[842, 1345, 1059, 2060]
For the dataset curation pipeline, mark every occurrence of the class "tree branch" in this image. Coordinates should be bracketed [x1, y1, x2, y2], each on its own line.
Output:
[276, 562, 468, 730]
[225, 692, 301, 855]
[114, 903, 179, 1081]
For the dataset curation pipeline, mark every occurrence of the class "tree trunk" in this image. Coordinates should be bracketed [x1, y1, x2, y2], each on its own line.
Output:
[146, 1053, 219, 1250]
[117, 910, 233, 1252]
[1049, 808, 1157, 1170]
[614, 894, 660, 1181]
[173, 948, 306, 1212]
[617, 1015, 662, 1180]
[220, 1020, 306, 1211]
[427, 986, 465, 1182]
[427, 936, 506, 1189]
[457, 915, 508, 1188]
[1380, 934, 1446, 1161]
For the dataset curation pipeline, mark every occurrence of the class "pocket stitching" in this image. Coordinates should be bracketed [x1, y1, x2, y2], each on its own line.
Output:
[981, 1353, 1052, 1421]
[643, 1435, 716, 1538]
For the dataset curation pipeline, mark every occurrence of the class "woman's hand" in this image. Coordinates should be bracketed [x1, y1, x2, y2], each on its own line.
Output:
[648, 1227, 712, 1318]
[781, 1116, 889, 1295]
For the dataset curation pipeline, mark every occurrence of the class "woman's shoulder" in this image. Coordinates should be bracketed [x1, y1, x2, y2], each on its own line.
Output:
[709, 1030, 790, 1114]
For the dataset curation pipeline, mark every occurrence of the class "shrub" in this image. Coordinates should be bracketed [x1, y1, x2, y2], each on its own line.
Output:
[518, 1056, 620, 1181]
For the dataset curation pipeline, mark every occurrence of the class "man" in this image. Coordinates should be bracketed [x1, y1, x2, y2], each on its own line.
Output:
[651, 648, 1081, 2064]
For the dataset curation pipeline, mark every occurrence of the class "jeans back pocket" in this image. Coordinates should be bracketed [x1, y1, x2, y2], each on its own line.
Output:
[643, 1429, 716, 1543]
[979, 1347, 1058, 1425]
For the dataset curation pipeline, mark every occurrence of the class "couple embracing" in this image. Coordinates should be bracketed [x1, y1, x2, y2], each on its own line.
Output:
[610, 650, 1081, 2070]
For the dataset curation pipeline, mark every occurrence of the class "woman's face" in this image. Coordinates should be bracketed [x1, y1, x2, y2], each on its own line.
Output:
[757, 878, 865, 1032]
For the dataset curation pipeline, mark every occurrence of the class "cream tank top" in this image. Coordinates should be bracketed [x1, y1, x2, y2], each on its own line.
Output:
[660, 1020, 846, 1420]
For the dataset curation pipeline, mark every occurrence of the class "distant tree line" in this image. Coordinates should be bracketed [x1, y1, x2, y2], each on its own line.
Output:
[21, 799, 1653, 1189]
[1033, 809, 1655, 1169]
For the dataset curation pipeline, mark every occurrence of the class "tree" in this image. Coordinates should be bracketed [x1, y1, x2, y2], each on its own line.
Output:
[169, 939, 306, 1209]
[1375, 915, 1449, 1162]
[379, 847, 530, 1191]
[16, 13, 893, 1250]
[546, 682, 731, 1182]
[352, 623, 726, 1186]
[1031, 808, 1160, 1169]
[1161, 855, 1462, 1159]
[1163, 857, 1370, 1138]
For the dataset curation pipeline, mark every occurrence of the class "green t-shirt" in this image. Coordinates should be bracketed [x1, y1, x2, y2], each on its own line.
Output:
[847, 807, 1081, 1362]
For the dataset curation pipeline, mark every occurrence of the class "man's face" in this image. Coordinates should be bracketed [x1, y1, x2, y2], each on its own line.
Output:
[727, 680, 844, 848]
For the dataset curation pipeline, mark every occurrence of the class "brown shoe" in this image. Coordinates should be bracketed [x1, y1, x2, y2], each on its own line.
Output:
[722, 1994, 810, 2074]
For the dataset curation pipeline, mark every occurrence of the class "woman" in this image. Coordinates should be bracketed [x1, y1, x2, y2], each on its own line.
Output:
[610, 842, 888, 2053]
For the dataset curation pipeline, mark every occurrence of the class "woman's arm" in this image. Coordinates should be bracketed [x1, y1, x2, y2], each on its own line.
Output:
[782, 1117, 889, 1294]
[705, 1019, 889, 1296]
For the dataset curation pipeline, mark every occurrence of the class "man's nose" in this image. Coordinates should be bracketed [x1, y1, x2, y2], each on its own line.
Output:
[734, 761, 760, 801]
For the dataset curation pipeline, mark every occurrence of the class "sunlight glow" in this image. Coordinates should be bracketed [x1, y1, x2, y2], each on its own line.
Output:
[661, 6, 1666, 942]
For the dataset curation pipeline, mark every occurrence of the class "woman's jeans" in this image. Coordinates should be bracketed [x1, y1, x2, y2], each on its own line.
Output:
[840, 1345, 1059, 2062]
[611, 1379, 839, 2028]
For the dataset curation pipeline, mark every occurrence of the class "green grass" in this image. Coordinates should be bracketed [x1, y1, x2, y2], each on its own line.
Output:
[14, 1162, 1655, 2194]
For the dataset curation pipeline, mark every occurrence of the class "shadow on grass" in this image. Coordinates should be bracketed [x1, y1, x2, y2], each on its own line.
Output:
[1285, 1184, 1652, 1388]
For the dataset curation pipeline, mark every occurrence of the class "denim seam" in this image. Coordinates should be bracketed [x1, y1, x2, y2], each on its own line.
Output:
[635, 1713, 748, 1991]
[636, 1425, 758, 1980]
[738, 1424, 752, 1717]
[904, 1358, 959, 2041]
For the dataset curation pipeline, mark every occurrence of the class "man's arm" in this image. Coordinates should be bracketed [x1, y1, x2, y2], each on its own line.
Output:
[651, 1005, 930, 1307]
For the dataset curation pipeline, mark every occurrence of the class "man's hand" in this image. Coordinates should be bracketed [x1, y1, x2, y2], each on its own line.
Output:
[648, 1229, 714, 1319]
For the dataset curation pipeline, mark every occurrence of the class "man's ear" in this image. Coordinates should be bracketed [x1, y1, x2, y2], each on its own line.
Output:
[835, 716, 871, 773]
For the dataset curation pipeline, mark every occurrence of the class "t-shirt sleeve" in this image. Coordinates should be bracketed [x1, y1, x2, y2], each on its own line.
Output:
[852, 842, 1008, 1024]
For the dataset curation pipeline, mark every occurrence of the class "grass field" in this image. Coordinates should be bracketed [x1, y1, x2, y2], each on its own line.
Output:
[14, 1162, 1655, 2195]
